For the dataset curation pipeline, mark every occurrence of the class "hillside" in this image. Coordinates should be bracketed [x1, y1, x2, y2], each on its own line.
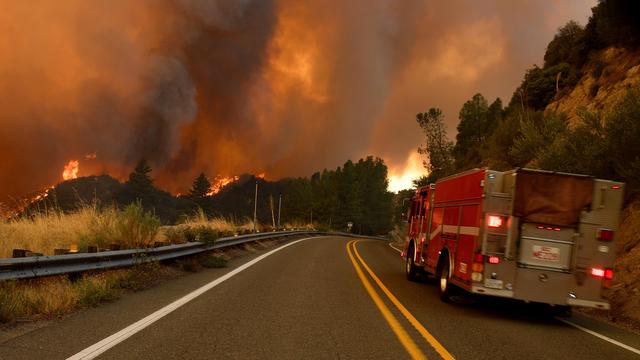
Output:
[546, 47, 640, 123]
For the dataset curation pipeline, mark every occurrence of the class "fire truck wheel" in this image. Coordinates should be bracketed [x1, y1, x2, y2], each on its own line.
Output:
[405, 244, 419, 281]
[437, 257, 454, 302]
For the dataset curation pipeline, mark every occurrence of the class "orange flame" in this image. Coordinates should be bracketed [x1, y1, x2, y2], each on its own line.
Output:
[207, 175, 240, 196]
[62, 160, 79, 180]
[257, 172, 266, 179]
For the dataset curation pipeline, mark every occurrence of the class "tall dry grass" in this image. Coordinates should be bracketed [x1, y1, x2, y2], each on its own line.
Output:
[0, 202, 160, 258]
[0, 263, 166, 323]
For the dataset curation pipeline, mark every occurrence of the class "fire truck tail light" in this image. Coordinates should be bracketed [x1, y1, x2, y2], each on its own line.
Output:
[487, 215, 503, 228]
[488, 256, 500, 264]
[474, 253, 484, 263]
[604, 268, 614, 280]
[591, 268, 605, 278]
[471, 272, 483, 282]
[472, 263, 483, 273]
[598, 229, 614, 242]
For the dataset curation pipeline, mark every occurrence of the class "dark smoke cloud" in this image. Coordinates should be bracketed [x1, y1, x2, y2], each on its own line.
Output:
[0, 0, 594, 198]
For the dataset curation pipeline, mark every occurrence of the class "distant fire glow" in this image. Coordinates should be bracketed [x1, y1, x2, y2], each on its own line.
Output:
[388, 152, 425, 192]
[207, 175, 240, 196]
[62, 160, 79, 180]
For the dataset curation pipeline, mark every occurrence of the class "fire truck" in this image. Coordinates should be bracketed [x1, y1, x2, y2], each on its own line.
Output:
[403, 168, 624, 310]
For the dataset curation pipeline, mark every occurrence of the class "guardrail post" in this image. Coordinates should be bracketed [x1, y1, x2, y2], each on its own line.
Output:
[54, 249, 70, 255]
[88, 245, 98, 253]
[12, 249, 29, 258]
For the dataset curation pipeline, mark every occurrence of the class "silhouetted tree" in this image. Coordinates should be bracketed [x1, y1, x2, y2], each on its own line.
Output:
[416, 108, 455, 183]
[190, 173, 211, 199]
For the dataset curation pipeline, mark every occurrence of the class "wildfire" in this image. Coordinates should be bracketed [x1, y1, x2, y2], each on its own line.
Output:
[257, 172, 266, 179]
[207, 175, 240, 196]
[62, 160, 79, 180]
[388, 152, 426, 193]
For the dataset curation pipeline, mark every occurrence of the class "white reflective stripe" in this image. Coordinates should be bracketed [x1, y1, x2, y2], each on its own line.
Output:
[440, 225, 480, 236]
[556, 318, 640, 356]
[459, 226, 480, 236]
[429, 226, 441, 240]
[442, 225, 457, 234]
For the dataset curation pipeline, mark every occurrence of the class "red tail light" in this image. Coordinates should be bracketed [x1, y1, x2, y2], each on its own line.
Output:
[487, 215, 503, 228]
[604, 268, 614, 280]
[488, 256, 500, 264]
[474, 253, 484, 263]
[591, 268, 605, 278]
[598, 229, 614, 242]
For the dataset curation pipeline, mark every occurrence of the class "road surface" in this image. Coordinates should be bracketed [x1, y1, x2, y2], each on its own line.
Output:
[1, 235, 638, 359]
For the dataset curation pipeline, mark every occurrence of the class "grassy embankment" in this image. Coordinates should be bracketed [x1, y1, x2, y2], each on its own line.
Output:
[0, 204, 315, 324]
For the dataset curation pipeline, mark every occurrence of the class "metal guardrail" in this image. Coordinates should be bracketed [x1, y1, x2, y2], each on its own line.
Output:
[0, 231, 388, 281]
[0, 230, 320, 281]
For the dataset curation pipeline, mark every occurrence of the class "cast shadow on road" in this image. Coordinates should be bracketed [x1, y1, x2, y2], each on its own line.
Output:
[415, 273, 569, 326]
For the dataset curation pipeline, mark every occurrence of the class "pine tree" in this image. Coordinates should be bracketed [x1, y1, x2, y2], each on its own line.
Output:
[126, 159, 153, 194]
[190, 173, 211, 199]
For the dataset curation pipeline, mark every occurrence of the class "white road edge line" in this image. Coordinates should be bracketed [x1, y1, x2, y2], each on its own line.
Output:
[556, 317, 640, 356]
[67, 236, 317, 360]
[388, 242, 402, 253]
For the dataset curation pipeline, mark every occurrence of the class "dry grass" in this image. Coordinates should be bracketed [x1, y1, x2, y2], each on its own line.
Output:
[0, 203, 160, 258]
[0, 206, 105, 258]
[0, 263, 168, 323]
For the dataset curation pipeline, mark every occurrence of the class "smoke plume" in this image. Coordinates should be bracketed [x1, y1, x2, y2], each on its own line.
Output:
[0, 0, 594, 198]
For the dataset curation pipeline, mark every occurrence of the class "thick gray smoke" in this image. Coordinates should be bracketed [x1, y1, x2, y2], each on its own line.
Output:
[0, 0, 594, 198]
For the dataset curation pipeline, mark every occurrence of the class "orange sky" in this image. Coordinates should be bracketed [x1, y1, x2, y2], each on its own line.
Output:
[0, 0, 595, 198]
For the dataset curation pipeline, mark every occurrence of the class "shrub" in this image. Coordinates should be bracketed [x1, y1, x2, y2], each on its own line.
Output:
[115, 201, 160, 249]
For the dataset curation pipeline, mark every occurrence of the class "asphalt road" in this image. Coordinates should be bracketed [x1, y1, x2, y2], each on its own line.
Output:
[1, 235, 638, 359]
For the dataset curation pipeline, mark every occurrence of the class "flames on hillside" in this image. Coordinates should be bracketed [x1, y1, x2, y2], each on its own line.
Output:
[62, 160, 79, 180]
[207, 175, 240, 196]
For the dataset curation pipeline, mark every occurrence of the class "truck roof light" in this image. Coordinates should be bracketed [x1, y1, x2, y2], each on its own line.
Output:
[598, 229, 614, 242]
[612, 185, 621, 190]
[591, 268, 605, 278]
[487, 215, 503, 228]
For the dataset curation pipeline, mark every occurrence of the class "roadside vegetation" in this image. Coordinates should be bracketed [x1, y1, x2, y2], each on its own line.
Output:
[0, 251, 231, 324]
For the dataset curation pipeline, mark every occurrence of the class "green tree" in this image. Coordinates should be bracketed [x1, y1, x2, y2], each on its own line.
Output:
[544, 20, 584, 68]
[605, 86, 640, 194]
[416, 108, 455, 183]
[453, 94, 502, 170]
[510, 112, 566, 167]
[536, 109, 609, 177]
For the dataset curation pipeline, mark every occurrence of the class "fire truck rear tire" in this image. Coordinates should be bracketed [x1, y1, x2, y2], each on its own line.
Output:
[437, 257, 454, 302]
[405, 244, 419, 281]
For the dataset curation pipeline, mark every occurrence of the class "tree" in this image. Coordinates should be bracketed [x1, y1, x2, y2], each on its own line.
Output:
[416, 108, 455, 183]
[605, 87, 640, 194]
[125, 159, 153, 195]
[190, 173, 212, 199]
[544, 20, 584, 68]
[510, 112, 566, 167]
[453, 93, 491, 170]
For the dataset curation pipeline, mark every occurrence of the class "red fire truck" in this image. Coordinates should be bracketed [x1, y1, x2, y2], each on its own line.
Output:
[403, 168, 624, 310]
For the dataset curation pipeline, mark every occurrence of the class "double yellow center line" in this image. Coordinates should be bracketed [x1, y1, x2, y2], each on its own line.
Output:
[346, 240, 455, 360]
